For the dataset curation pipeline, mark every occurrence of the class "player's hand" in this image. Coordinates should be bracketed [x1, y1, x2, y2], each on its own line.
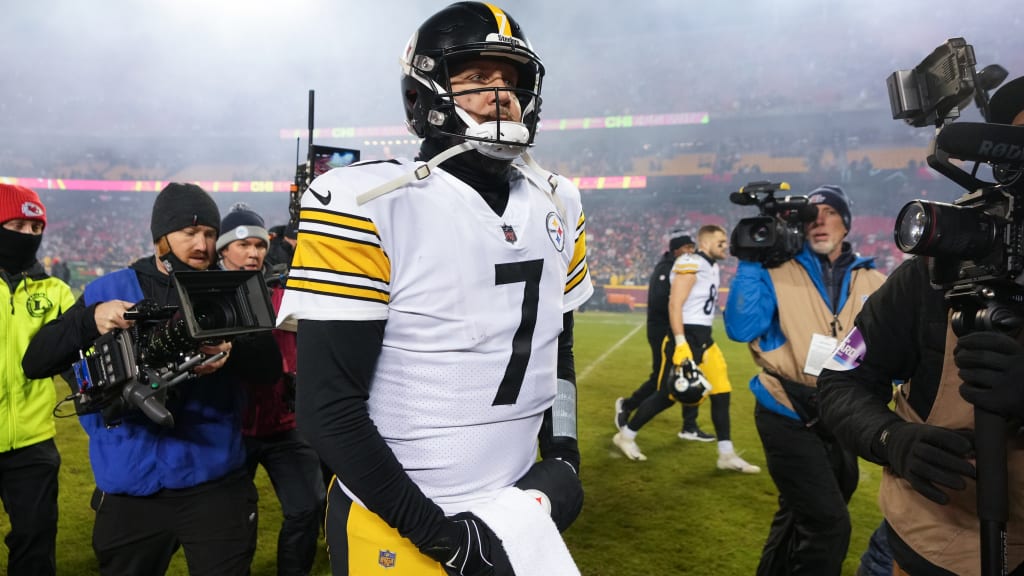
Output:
[93, 300, 135, 335]
[882, 421, 975, 505]
[193, 340, 231, 376]
[419, 512, 509, 576]
[515, 458, 584, 532]
[955, 331, 1024, 419]
[671, 336, 692, 366]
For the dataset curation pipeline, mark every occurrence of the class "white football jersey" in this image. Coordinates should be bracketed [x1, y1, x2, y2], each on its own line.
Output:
[277, 158, 593, 513]
[671, 252, 719, 327]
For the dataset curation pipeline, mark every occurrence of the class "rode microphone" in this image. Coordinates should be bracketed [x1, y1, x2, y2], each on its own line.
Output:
[935, 122, 1024, 164]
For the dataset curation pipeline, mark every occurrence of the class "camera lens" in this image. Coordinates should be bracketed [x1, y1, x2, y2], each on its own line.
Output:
[894, 202, 930, 251]
[894, 200, 999, 258]
[751, 224, 771, 244]
[192, 299, 238, 331]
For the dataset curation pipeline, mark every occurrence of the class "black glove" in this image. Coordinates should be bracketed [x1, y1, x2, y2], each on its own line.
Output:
[514, 458, 584, 532]
[881, 421, 975, 505]
[418, 512, 510, 576]
[955, 331, 1024, 420]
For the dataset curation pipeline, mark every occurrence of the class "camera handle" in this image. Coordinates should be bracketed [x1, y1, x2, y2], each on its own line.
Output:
[950, 287, 1023, 576]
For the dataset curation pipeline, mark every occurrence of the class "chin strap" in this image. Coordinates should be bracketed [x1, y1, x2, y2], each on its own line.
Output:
[356, 142, 475, 205]
[518, 152, 567, 224]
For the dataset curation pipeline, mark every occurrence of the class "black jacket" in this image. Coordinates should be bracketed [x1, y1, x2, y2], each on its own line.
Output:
[817, 256, 954, 575]
[646, 251, 675, 332]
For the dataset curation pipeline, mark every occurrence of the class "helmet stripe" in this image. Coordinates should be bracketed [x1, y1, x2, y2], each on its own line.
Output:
[482, 3, 512, 36]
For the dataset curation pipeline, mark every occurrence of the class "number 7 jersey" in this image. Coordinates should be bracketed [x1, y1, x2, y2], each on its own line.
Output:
[277, 159, 593, 512]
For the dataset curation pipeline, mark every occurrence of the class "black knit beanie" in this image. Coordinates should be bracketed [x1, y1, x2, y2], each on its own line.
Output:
[150, 183, 221, 242]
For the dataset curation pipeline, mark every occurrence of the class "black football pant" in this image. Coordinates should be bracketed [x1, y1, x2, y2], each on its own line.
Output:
[621, 325, 699, 429]
[0, 438, 60, 576]
[246, 429, 326, 576]
[92, 469, 258, 576]
[754, 403, 857, 576]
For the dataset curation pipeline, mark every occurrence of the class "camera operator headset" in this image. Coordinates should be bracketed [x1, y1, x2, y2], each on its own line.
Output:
[817, 76, 1024, 576]
[724, 184, 886, 575]
[22, 183, 262, 576]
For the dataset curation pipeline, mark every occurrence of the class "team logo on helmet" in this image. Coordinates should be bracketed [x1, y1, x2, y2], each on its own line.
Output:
[546, 211, 564, 252]
[21, 201, 44, 218]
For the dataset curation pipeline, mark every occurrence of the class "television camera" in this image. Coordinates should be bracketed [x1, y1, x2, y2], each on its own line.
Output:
[887, 38, 1024, 332]
[887, 38, 1024, 576]
[69, 270, 276, 428]
[728, 181, 819, 267]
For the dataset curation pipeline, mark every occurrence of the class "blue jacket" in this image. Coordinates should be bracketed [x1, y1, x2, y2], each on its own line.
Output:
[80, 266, 246, 495]
[724, 243, 877, 419]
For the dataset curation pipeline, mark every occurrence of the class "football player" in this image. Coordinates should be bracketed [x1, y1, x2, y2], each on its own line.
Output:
[277, 3, 592, 575]
[613, 225, 761, 473]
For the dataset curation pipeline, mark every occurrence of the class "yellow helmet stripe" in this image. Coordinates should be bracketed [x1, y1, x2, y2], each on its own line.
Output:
[483, 3, 512, 36]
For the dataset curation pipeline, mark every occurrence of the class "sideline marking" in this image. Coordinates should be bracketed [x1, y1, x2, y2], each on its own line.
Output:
[578, 322, 644, 383]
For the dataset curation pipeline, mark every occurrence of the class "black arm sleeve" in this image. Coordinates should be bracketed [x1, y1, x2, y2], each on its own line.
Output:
[22, 297, 102, 379]
[539, 312, 579, 470]
[818, 256, 946, 463]
[295, 319, 446, 548]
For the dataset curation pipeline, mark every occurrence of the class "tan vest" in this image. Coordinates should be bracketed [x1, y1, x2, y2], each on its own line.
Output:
[749, 258, 886, 414]
[879, 322, 1024, 575]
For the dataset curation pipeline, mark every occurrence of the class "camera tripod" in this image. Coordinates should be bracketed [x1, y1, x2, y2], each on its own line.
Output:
[949, 283, 1024, 576]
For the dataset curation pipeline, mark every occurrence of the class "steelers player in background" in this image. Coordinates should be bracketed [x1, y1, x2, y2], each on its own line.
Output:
[613, 225, 761, 473]
[276, 3, 591, 575]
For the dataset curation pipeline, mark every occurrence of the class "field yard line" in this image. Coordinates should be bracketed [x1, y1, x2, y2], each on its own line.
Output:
[578, 322, 644, 383]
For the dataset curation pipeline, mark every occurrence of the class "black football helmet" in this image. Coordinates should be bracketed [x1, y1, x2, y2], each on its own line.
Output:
[671, 360, 712, 406]
[401, 2, 544, 160]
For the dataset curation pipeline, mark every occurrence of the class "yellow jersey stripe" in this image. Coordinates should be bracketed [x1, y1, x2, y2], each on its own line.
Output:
[293, 231, 391, 284]
[568, 231, 587, 276]
[300, 208, 379, 238]
[565, 263, 589, 294]
[567, 212, 588, 275]
[483, 3, 512, 36]
[286, 278, 389, 304]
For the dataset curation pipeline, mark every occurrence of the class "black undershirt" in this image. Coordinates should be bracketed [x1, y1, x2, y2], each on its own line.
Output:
[417, 137, 511, 216]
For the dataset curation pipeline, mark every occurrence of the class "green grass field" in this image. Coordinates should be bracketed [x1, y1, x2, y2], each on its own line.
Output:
[1, 311, 883, 575]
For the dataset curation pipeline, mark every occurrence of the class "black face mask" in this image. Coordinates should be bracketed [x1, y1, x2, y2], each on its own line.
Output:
[0, 226, 42, 274]
[159, 251, 207, 274]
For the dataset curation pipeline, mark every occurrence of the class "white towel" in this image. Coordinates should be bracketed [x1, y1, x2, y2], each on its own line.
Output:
[470, 486, 581, 576]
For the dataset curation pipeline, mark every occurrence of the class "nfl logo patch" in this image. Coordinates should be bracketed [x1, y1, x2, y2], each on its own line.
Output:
[378, 549, 396, 568]
[502, 224, 518, 244]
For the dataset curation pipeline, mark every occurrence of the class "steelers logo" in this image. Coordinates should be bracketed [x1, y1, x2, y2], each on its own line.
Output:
[546, 212, 565, 252]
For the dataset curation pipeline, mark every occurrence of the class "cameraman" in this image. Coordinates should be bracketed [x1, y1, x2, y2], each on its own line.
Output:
[0, 184, 74, 576]
[216, 203, 325, 576]
[22, 183, 261, 576]
[817, 76, 1024, 576]
[724, 185, 885, 575]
